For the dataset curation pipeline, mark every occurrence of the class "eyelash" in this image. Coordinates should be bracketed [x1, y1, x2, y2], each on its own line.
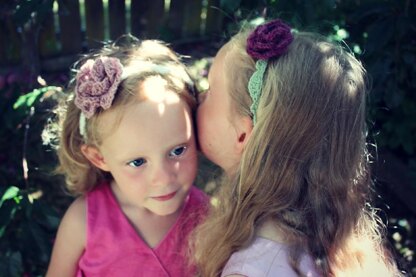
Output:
[127, 146, 187, 168]
[128, 158, 146, 168]
[169, 146, 187, 157]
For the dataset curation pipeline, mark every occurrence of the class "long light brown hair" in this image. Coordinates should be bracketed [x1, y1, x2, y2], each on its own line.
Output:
[192, 30, 401, 276]
[45, 36, 197, 195]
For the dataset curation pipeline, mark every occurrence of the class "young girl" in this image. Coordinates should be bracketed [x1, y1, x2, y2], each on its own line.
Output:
[194, 19, 402, 276]
[45, 36, 208, 277]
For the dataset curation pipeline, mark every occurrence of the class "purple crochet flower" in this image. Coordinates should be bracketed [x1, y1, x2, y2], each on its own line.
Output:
[247, 19, 293, 60]
[74, 57, 123, 118]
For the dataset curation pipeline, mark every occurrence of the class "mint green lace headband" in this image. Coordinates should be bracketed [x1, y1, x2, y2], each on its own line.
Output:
[248, 59, 267, 124]
[246, 19, 294, 124]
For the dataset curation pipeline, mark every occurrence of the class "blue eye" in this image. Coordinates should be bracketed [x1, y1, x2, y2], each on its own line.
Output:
[128, 158, 146, 168]
[170, 146, 187, 157]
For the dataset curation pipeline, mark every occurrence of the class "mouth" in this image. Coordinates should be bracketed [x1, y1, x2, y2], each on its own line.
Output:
[151, 191, 177, 201]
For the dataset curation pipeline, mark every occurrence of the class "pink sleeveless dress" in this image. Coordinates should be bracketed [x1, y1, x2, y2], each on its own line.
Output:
[76, 182, 208, 277]
[221, 237, 321, 277]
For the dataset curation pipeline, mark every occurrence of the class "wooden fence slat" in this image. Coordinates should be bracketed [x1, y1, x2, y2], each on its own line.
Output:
[85, 0, 105, 49]
[58, 0, 83, 55]
[182, 0, 202, 38]
[142, 0, 165, 38]
[39, 12, 59, 58]
[130, 0, 144, 38]
[205, 0, 224, 36]
[109, 0, 126, 40]
[0, 20, 9, 65]
[0, 0, 228, 71]
[0, 18, 21, 66]
[130, 0, 164, 39]
[166, 0, 187, 39]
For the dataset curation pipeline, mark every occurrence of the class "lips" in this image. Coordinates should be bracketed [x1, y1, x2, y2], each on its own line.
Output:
[151, 191, 177, 201]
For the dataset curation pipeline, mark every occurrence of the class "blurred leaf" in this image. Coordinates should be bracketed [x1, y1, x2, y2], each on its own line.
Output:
[221, 0, 242, 13]
[13, 86, 61, 110]
[33, 200, 60, 229]
[0, 186, 20, 207]
[349, 3, 390, 22]
[365, 18, 395, 53]
[8, 252, 23, 277]
[384, 87, 404, 109]
[28, 221, 50, 263]
[0, 200, 18, 237]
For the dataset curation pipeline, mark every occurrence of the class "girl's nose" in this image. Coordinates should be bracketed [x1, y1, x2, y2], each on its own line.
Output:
[151, 162, 174, 187]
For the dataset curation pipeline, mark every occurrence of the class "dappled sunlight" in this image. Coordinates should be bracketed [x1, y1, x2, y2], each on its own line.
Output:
[1, 0, 414, 275]
[141, 76, 180, 104]
[318, 43, 362, 100]
[140, 76, 193, 140]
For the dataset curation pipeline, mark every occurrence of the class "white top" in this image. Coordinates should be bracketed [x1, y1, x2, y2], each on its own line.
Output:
[221, 237, 321, 277]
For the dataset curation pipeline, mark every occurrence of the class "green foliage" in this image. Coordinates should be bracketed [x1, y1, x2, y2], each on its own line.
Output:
[220, 0, 242, 14]
[0, 74, 69, 275]
[357, 2, 416, 158]
[0, 186, 60, 277]
[13, 86, 61, 110]
[0, 0, 414, 275]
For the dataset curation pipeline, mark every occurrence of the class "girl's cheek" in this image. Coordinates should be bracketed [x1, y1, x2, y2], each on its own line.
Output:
[186, 154, 198, 173]
[124, 168, 145, 180]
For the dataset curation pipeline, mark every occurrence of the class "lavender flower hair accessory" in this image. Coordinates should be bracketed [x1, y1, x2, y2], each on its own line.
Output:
[246, 19, 293, 124]
[74, 57, 123, 119]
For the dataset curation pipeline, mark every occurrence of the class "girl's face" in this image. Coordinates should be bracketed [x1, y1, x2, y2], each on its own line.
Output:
[197, 46, 242, 173]
[94, 78, 197, 216]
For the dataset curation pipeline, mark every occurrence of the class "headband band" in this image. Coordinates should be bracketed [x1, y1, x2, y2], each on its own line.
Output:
[246, 19, 293, 124]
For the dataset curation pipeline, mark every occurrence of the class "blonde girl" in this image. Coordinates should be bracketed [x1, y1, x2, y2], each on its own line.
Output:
[194, 19, 402, 276]
[46, 35, 208, 277]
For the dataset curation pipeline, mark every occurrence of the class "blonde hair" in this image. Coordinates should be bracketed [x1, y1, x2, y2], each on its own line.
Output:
[192, 30, 401, 276]
[46, 36, 197, 195]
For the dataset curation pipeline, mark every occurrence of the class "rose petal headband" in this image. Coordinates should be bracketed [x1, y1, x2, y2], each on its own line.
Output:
[246, 19, 293, 124]
[74, 57, 195, 140]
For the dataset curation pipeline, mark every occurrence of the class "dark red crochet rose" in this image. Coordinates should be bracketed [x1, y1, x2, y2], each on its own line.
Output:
[247, 19, 293, 60]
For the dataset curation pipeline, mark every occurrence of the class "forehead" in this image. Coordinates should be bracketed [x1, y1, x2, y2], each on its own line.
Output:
[139, 76, 178, 103]
[98, 85, 193, 155]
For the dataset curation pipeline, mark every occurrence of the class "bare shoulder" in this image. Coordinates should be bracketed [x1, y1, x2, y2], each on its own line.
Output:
[56, 196, 87, 239]
[46, 196, 87, 277]
[64, 196, 87, 225]
[58, 196, 87, 248]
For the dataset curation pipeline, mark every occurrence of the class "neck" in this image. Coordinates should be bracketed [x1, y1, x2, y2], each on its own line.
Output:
[257, 219, 286, 244]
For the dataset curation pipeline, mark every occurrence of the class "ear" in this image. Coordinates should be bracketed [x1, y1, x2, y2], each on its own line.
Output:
[234, 115, 253, 154]
[81, 145, 110, 172]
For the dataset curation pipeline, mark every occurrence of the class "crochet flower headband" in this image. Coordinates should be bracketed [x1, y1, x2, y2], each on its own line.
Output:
[74, 56, 194, 139]
[246, 19, 293, 124]
[74, 57, 122, 138]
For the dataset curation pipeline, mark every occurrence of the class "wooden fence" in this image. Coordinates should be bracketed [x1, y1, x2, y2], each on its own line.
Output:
[0, 0, 225, 73]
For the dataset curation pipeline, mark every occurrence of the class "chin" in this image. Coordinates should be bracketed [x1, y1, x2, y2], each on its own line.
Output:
[151, 200, 183, 217]
[152, 207, 180, 217]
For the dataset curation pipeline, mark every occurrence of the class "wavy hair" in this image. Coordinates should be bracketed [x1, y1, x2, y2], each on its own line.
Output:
[191, 31, 401, 276]
[45, 36, 197, 195]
